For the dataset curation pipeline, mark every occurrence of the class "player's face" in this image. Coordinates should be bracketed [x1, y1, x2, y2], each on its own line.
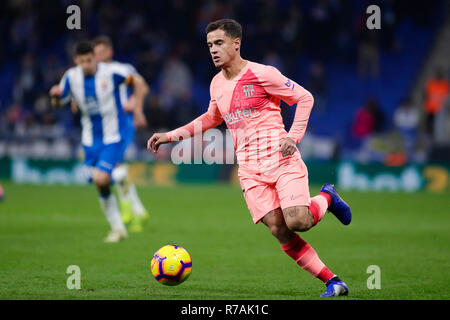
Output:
[77, 53, 97, 76]
[94, 44, 113, 63]
[206, 29, 240, 68]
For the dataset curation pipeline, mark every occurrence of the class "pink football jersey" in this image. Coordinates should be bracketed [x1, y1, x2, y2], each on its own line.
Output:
[168, 60, 314, 173]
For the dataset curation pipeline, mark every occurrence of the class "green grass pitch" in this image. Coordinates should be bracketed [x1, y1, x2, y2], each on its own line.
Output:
[0, 180, 449, 299]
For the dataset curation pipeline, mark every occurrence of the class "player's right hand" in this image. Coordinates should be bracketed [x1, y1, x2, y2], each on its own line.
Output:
[147, 133, 169, 153]
[49, 85, 62, 97]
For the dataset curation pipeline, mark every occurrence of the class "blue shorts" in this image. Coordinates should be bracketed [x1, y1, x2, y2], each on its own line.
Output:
[83, 141, 127, 177]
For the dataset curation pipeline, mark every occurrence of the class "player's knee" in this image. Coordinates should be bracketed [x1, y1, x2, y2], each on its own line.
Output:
[284, 207, 314, 232]
[92, 171, 110, 188]
[112, 165, 128, 184]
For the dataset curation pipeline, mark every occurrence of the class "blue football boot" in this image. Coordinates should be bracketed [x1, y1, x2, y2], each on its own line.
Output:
[320, 184, 352, 225]
[320, 276, 349, 297]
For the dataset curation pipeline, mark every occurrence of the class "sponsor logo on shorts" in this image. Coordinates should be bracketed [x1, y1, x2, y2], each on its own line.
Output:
[99, 160, 113, 170]
[290, 194, 301, 201]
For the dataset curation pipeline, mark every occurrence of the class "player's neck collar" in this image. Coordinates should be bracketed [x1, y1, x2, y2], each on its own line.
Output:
[222, 59, 248, 81]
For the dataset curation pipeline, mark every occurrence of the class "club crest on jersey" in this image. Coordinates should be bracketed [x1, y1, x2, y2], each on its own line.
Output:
[243, 84, 254, 98]
[101, 80, 108, 91]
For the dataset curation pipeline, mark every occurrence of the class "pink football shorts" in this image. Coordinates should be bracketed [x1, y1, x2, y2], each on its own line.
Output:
[238, 154, 311, 224]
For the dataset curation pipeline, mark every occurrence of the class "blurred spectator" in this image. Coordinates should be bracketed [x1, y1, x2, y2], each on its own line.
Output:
[159, 54, 193, 127]
[146, 94, 167, 130]
[307, 61, 327, 112]
[423, 68, 449, 138]
[0, 0, 444, 163]
[434, 97, 450, 145]
[280, 4, 302, 47]
[308, 0, 338, 59]
[41, 54, 65, 89]
[14, 53, 43, 109]
[358, 28, 380, 78]
[394, 98, 419, 157]
[352, 97, 385, 139]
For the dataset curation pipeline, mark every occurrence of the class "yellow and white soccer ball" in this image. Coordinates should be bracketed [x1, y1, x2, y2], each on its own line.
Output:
[150, 245, 192, 286]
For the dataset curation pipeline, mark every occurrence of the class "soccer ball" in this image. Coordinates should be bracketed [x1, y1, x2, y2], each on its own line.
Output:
[151, 244, 192, 286]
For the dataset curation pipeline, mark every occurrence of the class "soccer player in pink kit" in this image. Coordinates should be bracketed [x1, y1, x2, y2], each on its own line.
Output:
[148, 19, 352, 297]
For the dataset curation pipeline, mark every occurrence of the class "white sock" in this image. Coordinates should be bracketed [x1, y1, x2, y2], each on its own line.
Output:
[113, 165, 130, 202]
[128, 184, 146, 216]
[116, 181, 131, 203]
[99, 193, 126, 231]
[112, 164, 146, 217]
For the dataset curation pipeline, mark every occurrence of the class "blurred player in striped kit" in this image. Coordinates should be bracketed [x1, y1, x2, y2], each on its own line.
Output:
[50, 41, 147, 242]
[92, 36, 149, 233]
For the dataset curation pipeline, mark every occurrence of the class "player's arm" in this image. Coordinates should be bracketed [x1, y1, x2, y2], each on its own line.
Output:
[49, 71, 72, 109]
[260, 66, 314, 157]
[147, 98, 223, 153]
[70, 99, 79, 114]
[49, 85, 63, 108]
[125, 73, 149, 128]
[113, 65, 149, 127]
[283, 84, 314, 146]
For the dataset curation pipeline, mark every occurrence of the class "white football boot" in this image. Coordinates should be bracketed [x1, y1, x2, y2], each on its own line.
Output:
[104, 228, 128, 243]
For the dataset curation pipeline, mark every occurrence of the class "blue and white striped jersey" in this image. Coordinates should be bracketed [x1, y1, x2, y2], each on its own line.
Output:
[59, 62, 133, 147]
[111, 61, 137, 135]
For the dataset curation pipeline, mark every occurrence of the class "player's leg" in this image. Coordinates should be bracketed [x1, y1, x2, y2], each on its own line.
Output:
[282, 191, 351, 231]
[92, 168, 128, 242]
[274, 158, 349, 296]
[282, 203, 324, 232]
[277, 185, 331, 232]
[261, 209, 332, 281]
[94, 142, 130, 242]
[112, 165, 148, 222]
[241, 177, 347, 297]
[112, 127, 148, 231]
[260, 209, 347, 297]
[112, 164, 133, 224]
[277, 157, 351, 231]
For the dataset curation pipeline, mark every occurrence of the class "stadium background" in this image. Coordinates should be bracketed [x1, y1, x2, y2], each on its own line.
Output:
[0, 0, 449, 300]
[1, 0, 449, 190]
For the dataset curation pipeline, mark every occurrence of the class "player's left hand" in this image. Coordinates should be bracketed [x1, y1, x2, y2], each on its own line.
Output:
[279, 137, 297, 157]
[123, 96, 136, 113]
[134, 110, 147, 129]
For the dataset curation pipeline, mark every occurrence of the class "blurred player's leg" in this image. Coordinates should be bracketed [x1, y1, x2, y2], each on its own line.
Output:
[93, 169, 127, 242]
[112, 164, 148, 232]
[262, 209, 348, 297]
[112, 164, 133, 224]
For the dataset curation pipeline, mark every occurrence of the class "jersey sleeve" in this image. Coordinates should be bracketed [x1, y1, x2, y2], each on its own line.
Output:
[260, 65, 314, 144]
[111, 63, 134, 87]
[167, 84, 223, 142]
[124, 63, 138, 75]
[260, 66, 308, 106]
[58, 70, 72, 105]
